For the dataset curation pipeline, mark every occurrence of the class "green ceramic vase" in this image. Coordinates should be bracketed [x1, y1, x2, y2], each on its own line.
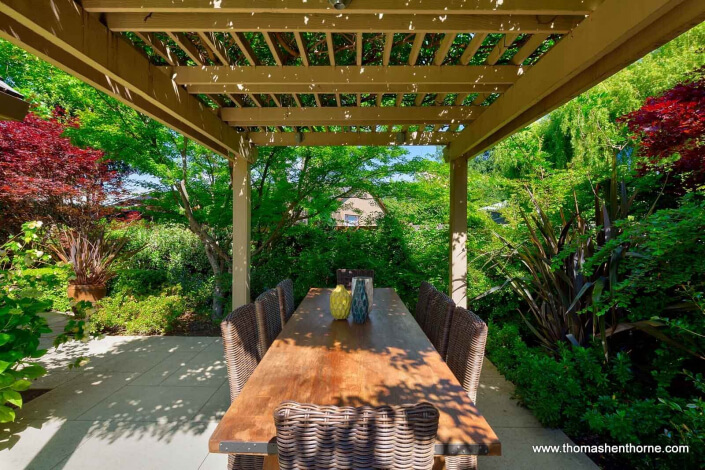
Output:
[330, 284, 351, 320]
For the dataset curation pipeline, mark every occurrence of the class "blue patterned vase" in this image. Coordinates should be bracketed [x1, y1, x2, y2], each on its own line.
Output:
[350, 281, 369, 324]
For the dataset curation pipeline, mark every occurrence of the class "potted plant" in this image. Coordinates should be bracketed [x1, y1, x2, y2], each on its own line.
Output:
[49, 226, 136, 305]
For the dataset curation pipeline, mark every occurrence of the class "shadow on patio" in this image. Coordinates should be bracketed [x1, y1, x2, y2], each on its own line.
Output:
[0, 325, 230, 470]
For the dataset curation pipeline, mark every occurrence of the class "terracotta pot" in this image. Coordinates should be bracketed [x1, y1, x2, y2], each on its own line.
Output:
[67, 284, 107, 304]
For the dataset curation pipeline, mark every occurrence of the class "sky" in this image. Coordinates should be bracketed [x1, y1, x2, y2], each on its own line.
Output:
[402, 145, 441, 160]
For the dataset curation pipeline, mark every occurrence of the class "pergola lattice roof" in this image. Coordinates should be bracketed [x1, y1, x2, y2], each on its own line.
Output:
[1, 0, 703, 163]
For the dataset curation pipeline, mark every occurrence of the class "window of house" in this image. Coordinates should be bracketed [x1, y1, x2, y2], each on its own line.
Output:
[344, 214, 359, 226]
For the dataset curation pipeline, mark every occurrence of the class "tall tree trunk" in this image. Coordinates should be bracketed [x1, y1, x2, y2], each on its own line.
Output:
[204, 245, 226, 320]
[175, 138, 232, 321]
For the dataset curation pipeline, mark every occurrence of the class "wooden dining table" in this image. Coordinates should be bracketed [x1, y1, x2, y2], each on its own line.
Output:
[209, 287, 501, 457]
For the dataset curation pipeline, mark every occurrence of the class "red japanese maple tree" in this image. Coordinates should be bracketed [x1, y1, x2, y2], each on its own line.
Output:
[620, 66, 705, 192]
[0, 111, 123, 237]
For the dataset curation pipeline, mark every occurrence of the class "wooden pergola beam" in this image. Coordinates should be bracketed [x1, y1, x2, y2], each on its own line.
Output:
[0, 0, 252, 161]
[167, 32, 206, 65]
[106, 13, 583, 33]
[485, 33, 521, 65]
[170, 65, 524, 86]
[446, 0, 705, 161]
[511, 34, 550, 65]
[186, 84, 510, 95]
[264, 32, 285, 66]
[84, 0, 603, 16]
[135, 32, 181, 65]
[221, 106, 482, 126]
[198, 32, 231, 65]
[246, 131, 458, 146]
[460, 33, 488, 65]
[231, 32, 260, 66]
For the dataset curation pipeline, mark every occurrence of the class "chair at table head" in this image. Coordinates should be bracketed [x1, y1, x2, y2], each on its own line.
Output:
[336, 268, 375, 290]
[273, 401, 439, 470]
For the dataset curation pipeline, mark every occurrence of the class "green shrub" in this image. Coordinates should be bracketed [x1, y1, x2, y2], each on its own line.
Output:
[92, 293, 185, 335]
[109, 223, 214, 312]
[23, 265, 71, 312]
[486, 323, 705, 469]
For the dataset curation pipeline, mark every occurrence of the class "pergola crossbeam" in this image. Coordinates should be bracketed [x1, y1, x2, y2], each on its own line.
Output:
[220, 106, 481, 126]
[84, 0, 603, 15]
[247, 131, 458, 146]
[106, 13, 583, 33]
[169, 66, 524, 86]
[182, 83, 511, 96]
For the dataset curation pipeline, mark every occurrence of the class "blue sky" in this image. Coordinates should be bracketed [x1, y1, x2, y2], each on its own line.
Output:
[402, 145, 441, 160]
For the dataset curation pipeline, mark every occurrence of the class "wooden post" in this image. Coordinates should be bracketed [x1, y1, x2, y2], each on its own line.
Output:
[232, 150, 253, 309]
[449, 155, 468, 308]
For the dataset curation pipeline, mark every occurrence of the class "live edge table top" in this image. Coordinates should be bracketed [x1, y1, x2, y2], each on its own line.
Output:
[209, 288, 501, 457]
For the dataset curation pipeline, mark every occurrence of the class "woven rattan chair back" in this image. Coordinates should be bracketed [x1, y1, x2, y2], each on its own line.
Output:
[444, 307, 487, 470]
[414, 281, 434, 328]
[221, 304, 266, 470]
[221, 303, 263, 402]
[445, 306, 488, 404]
[336, 268, 375, 290]
[255, 288, 283, 355]
[423, 288, 455, 358]
[273, 401, 439, 470]
[276, 279, 295, 325]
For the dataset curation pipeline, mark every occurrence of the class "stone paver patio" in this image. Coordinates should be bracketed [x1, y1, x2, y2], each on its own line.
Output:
[0, 313, 597, 470]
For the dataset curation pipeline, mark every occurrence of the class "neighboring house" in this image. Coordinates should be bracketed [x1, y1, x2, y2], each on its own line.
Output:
[331, 191, 387, 228]
[480, 201, 509, 225]
[0, 78, 30, 121]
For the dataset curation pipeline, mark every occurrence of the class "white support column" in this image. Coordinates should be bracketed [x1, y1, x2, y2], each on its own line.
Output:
[232, 150, 253, 309]
[449, 154, 468, 308]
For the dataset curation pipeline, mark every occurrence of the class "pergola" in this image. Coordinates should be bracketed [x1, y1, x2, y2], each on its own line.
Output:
[1, 0, 703, 309]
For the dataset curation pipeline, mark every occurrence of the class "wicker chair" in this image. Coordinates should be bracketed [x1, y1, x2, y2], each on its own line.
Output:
[255, 288, 283, 355]
[273, 401, 439, 470]
[336, 268, 375, 290]
[444, 306, 488, 470]
[445, 306, 488, 403]
[423, 288, 455, 358]
[220, 304, 265, 470]
[276, 279, 295, 326]
[414, 281, 434, 328]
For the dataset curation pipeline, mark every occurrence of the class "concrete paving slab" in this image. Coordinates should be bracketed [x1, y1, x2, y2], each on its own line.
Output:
[130, 352, 201, 386]
[49, 421, 219, 470]
[480, 427, 598, 469]
[76, 385, 220, 423]
[159, 342, 227, 387]
[480, 359, 504, 378]
[198, 451, 229, 470]
[20, 372, 139, 421]
[30, 370, 83, 390]
[0, 419, 92, 470]
[194, 382, 230, 423]
[86, 350, 174, 374]
[477, 376, 542, 428]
